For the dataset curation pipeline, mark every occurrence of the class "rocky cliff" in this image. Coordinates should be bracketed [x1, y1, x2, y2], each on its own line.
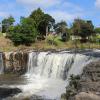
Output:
[3, 51, 28, 74]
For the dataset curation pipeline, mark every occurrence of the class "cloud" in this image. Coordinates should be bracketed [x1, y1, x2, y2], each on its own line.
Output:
[16, 0, 84, 22]
[16, 0, 60, 8]
[48, 10, 83, 22]
[95, 0, 100, 8]
[0, 0, 84, 24]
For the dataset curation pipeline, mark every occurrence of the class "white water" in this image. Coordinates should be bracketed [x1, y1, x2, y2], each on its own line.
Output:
[0, 53, 4, 74]
[0, 51, 98, 99]
[13, 51, 94, 100]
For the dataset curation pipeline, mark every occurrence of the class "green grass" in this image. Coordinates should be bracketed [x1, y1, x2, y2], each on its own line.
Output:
[0, 32, 3, 37]
[0, 35, 99, 52]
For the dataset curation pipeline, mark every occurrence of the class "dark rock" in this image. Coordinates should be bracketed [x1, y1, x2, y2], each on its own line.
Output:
[79, 60, 100, 93]
[65, 60, 100, 100]
[0, 87, 22, 99]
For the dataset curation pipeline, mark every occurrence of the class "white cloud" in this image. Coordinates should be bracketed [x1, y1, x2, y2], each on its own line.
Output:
[95, 0, 100, 8]
[16, 0, 83, 22]
[16, 0, 60, 8]
[48, 10, 83, 22]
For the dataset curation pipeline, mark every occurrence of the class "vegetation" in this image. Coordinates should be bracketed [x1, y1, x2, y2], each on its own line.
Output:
[95, 27, 100, 34]
[0, 8, 100, 51]
[54, 21, 67, 34]
[71, 19, 94, 42]
[8, 18, 38, 45]
[2, 16, 15, 33]
[30, 8, 55, 37]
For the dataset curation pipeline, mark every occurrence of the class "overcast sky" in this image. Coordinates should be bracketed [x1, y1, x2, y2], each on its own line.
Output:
[0, 0, 100, 26]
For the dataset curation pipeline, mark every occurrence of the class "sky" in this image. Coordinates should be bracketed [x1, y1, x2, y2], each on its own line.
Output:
[0, 0, 100, 27]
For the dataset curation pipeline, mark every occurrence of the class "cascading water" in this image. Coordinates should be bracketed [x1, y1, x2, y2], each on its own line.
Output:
[18, 51, 94, 99]
[0, 53, 4, 74]
[27, 52, 92, 80]
[0, 51, 99, 100]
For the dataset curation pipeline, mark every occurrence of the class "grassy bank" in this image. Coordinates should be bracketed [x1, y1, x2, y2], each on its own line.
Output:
[0, 35, 99, 52]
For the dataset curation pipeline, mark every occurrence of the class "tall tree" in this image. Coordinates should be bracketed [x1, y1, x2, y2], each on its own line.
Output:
[30, 8, 55, 37]
[54, 21, 67, 34]
[38, 14, 55, 36]
[2, 16, 15, 33]
[29, 8, 44, 28]
[72, 19, 94, 39]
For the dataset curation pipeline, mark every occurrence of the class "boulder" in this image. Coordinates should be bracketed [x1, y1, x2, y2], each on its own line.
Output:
[0, 87, 21, 99]
[75, 92, 100, 100]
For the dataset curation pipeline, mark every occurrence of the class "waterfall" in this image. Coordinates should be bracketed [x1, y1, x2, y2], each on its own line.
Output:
[27, 51, 92, 80]
[0, 51, 98, 99]
[20, 51, 94, 99]
[0, 53, 4, 74]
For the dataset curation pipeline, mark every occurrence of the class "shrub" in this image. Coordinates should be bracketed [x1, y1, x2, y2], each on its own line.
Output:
[8, 18, 38, 46]
[46, 34, 58, 46]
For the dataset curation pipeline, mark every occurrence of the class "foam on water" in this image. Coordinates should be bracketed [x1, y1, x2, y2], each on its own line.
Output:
[0, 51, 99, 99]
[12, 51, 95, 99]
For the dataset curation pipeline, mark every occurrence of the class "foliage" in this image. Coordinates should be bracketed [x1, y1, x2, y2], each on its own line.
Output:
[54, 21, 67, 34]
[38, 14, 55, 36]
[95, 34, 100, 43]
[29, 8, 44, 28]
[95, 27, 100, 34]
[72, 19, 94, 39]
[30, 8, 55, 36]
[46, 34, 57, 46]
[61, 32, 70, 42]
[8, 18, 38, 45]
[2, 16, 15, 33]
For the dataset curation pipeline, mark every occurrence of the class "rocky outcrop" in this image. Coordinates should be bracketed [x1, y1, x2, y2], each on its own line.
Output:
[79, 60, 100, 93]
[75, 92, 100, 100]
[3, 51, 28, 74]
[65, 60, 100, 100]
[0, 87, 21, 99]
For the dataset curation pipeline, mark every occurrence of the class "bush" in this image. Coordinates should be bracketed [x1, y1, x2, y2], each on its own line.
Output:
[8, 18, 38, 46]
[46, 34, 58, 46]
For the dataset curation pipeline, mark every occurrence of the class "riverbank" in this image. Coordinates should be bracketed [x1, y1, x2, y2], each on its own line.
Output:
[0, 36, 100, 52]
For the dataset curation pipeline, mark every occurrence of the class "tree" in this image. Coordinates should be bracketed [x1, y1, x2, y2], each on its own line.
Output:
[72, 19, 94, 39]
[30, 8, 55, 37]
[38, 14, 55, 36]
[95, 27, 100, 34]
[2, 16, 15, 33]
[29, 8, 44, 28]
[54, 21, 67, 34]
[8, 18, 38, 45]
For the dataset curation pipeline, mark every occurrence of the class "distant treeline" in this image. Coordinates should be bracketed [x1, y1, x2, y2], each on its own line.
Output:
[1, 8, 100, 45]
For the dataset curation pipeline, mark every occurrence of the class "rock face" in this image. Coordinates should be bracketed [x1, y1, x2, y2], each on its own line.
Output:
[79, 60, 100, 93]
[75, 92, 100, 100]
[65, 60, 100, 100]
[3, 51, 28, 74]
